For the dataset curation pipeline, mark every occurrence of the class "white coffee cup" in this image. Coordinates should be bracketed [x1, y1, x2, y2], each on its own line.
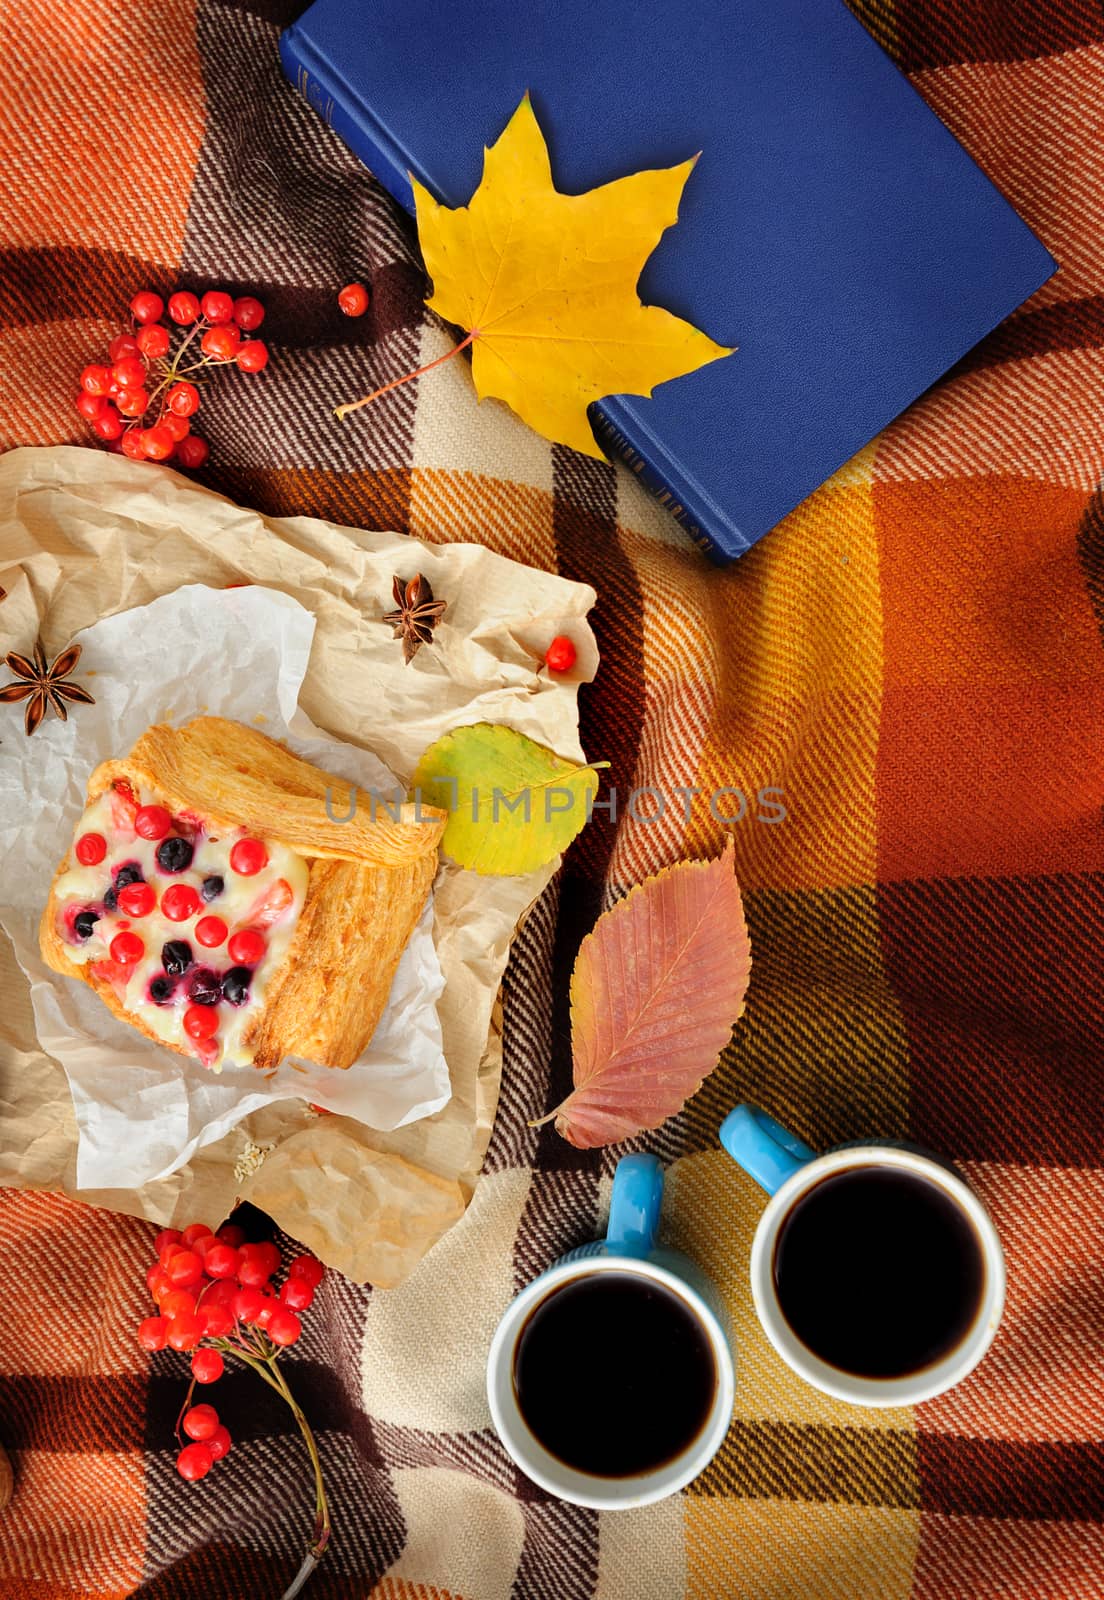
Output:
[720, 1105, 1005, 1407]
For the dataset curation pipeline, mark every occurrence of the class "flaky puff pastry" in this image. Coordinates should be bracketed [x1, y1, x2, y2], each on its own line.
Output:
[40, 717, 446, 1070]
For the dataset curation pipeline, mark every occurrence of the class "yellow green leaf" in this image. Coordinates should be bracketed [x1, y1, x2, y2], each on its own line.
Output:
[410, 95, 734, 458]
[411, 723, 605, 876]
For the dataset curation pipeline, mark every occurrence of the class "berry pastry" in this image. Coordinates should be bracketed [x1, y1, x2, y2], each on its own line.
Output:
[40, 718, 446, 1072]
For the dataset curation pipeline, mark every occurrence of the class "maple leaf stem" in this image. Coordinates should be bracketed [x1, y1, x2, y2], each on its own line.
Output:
[334, 329, 478, 421]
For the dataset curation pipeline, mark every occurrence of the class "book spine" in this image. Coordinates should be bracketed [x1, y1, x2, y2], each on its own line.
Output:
[590, 406, 741, 565]
[277, 27, 417, 216]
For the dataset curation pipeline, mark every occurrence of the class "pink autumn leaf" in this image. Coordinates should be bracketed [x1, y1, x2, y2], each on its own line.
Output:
[545, 838, 751, 1148]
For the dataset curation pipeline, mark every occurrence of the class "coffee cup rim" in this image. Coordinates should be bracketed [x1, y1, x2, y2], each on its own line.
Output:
[486, 1253, 736, 1510]
[748, 1144, 1006, 1407]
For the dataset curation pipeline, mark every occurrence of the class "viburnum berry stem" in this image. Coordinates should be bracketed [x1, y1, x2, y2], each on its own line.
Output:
[334, 329, 477, 421]
[174, 1377, 198, 1449]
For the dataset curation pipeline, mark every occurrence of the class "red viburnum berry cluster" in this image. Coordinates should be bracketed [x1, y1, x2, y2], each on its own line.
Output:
[138, 1220, 326, 1496]
[77, 289, 270, 469]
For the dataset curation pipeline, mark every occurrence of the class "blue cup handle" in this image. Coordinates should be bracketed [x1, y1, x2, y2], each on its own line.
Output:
[606, 1153, 664, 1257]
[719, 1105, 817, 1196]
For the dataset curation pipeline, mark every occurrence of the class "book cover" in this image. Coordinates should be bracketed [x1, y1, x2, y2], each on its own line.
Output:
[280, 0, 1056, 564]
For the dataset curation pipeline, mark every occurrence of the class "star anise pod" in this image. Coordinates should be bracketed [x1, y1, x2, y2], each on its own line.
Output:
[383, 574, 447, 665]
[0, 641, 95, 736]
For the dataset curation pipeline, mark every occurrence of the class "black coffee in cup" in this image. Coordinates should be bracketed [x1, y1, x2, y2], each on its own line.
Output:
[772, 1165, 986, 1379]
[512, 1271, 717, 1477]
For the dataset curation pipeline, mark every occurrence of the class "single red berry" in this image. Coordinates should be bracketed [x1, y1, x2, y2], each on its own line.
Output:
[205, 1277, 239, 1308]
[195, 915, 228, 949]
[200, 290, 234, 324]
[193, 1234, 220, 1261]
[289, 1254, 325, 1289]
[197, 1301, 234, 1339]
[77, 391, 106, 421]
[252, 1241, 282, 1276]
[110, 930, 144, 965]
[167, 382, 200, 418]
[236, 1253, 271, 1289]
[181, 1222, 213, 1246]
[167, 1312, 202, 1351]
[191, 1347, 225, 1384]
[183, 1403, 220, 1442]
[137, 1315, 169, 1351]
[154, 1227, 182, 1253]
[176, 1441, 214, 1481]
[162, 883, 201, 922]
[217, 1222, 246, 1248]
[231, 1286, 265, 1323]
[116, 388, 150, 418]
[183, 1005, 219, 1042]
[229, 838, 267, 877]
[166, 1248, 204, 1287]
[207, 1424, 232, 1462]
[93, 406, 125, 441]
[151, 1274, 174, 1307]
[141, 425, 175, 461]
[147, 1261, 166, 1292]
[255, 1296, 279, 1330]
[232, 295, 264, 331]
[176, 435, 209, 470]
[159, 1238, 188, 1267]
[136, 323, 170, 359]
[75, 831, 107, 866]
[111, 355, 146, 390]
[161, 1288, 197, 1321]
[162, 412, 191, 443]
[279, 1277, 314, 1312]
[109, 333, 141, 362]
[200, 324, 239, 360]
[118, 881, 156, 918]
[337, 282, 370, 317]
[227, 928, 264, 965]
[135, 804, 173, 840]
[203, 1242, 239, 1278]
[236, 340, 268, 373]
[120, 429, 146, 460]
[168, 291, 201, 325]
[544, 635, 577, 673]
[130, 290, 164, 324]
[80, 364, 113, 396]
[268, 1309, 302, 1347]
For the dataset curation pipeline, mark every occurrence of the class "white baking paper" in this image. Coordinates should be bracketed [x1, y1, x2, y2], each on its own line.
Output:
[0, 584, 450, 1189]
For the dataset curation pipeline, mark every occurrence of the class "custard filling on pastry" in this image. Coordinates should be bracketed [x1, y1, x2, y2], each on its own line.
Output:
[52, 778, 308, 1071]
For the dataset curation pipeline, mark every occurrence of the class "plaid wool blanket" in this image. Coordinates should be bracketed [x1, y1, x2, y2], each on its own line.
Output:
[3, 0, 1104, 1595]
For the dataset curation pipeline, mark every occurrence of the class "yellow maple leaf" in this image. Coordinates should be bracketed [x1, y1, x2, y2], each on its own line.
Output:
[337, 96, 734, 457]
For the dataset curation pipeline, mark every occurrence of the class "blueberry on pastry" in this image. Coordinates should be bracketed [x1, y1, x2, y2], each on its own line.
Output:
[40, 717, 446, 1072]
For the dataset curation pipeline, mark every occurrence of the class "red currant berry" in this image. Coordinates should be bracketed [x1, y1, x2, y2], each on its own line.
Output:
[183, 1403, 220, 1442]
[227, 928, 265, 965]
[93, 406, 124, 441]
[130, 290, 164, 324]
[141, 425, 175, 461]
[217, 1223, 246, 1247]
[166, 1249, 204, 1287]
[181, 1221, 213, 1246]
[136, 323, 170, 359]
[229, 838, 268, 877]
[154, 1227, 182, 1252]
[75, 831, 107, 866]
[197, 1301, 234, 1339]
[134, 804, 172, 840]
[109, 333, 141, 363]
[203, 1241, 239, 1278]
[183, 1005, 219, 1042]
[200, 324, 239, 360]
[110, 930, 145, 965]
[162, 412, 191, 442]
[338, 282, 370, 317]
[231, 1286, 265, 1323]
[201, 290, 234, 324]
[232, 295, 264, 331]
[81, 364, 113, 396]
[236, 1254, 271, 1289]
[167, 382, 200, 418]
[77, 391, 106, 421]
[207, 1424, 232, 1462]
[168, 291, 201, 325]
[161, 1288, 197, 1321]
[162, 884, 201, 922]
[191, 1347, 224, 1384]
[137, 1315, 169, 1351]
[279, 1277, 314, 1312]
[118, 882, 156, 917]
[236, 340, 268, 373]
[167, 1312, 202, 1351]
[268, 1309, 302, 1347]
[176, 435, 209, 469]
[112, 355, 146, 390]
[544, 635, 577, 673]
[116, 388, 150, 418]
[176, 1441, 214, 1481]
[195, 916, 228, 949]
[289, 1254, 325, 1289]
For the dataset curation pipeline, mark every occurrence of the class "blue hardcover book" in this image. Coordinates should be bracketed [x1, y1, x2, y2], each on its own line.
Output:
[280, 0, 1055, 564]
